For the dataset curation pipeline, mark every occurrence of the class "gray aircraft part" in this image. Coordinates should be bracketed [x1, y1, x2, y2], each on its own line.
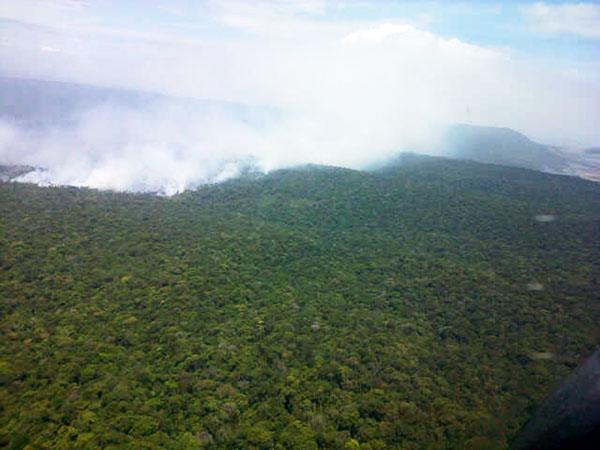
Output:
[513, 349, 600, 449]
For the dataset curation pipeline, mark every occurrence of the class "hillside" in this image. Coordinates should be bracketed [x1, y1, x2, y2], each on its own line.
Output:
[0, 77, 157, 128]
[439, 125, 569, 172]
[0, 77, 272, 130]
[1, 155, 598, 449]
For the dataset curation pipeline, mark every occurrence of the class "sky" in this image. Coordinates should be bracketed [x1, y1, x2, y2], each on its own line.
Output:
[0, 1, 599, 192]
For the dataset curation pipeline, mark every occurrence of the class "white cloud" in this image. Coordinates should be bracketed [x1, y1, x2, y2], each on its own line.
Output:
[523, 2, 600, 39]
[0, 0, 87, 26]
[39, 0, 87, 10]
[342, 23, 500, 59]
[342, 23, 417, 43]
[208, 0, 327, 19]
[40, 45, 60, 52]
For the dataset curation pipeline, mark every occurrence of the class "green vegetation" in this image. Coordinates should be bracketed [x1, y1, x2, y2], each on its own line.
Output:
[1, 155, 598, 449]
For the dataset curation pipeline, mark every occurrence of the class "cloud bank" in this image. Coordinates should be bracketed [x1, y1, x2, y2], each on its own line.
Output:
[1, 1, 599, 193]
[523, 2, 600, 39]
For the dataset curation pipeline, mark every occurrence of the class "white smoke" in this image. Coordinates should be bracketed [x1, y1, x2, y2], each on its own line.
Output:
[1, 21, 598, 193]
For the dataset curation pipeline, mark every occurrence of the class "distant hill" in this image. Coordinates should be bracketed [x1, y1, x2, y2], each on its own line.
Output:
[439, 124, 571, 173]
[378, 124, 598, 182]
[0, 76, 273, 130]
[0, 164, 37, 182]
[0, 77, 159, 128]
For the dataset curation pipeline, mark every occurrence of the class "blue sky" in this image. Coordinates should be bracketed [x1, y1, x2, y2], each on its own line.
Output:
[2, 1, 598, 71]
[1, 1, 599, 148]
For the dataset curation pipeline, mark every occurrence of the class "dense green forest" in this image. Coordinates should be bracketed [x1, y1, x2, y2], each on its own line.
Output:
[1, 155, 598, 449]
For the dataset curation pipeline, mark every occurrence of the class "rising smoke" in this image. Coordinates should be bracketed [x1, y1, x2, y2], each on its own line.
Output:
[1, 23, 598, 194]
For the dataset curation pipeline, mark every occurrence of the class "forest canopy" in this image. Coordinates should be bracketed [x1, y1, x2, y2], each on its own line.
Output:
[1, 155, 598, 449]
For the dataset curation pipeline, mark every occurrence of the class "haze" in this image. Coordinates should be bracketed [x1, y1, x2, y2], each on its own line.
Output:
[1, 1, 599, 193]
